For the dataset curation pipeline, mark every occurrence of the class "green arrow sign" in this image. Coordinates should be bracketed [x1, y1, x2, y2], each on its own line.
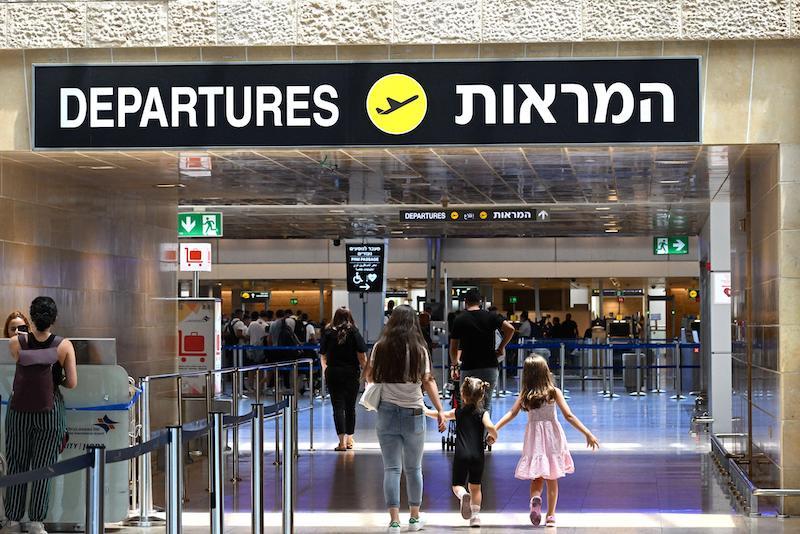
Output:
[509, 296, 518, 304]
[178, 212, 223, 238]
[653, 236, 689, 255]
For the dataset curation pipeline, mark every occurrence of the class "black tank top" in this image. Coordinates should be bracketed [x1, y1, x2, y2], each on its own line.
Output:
[455, 406, 485, 461]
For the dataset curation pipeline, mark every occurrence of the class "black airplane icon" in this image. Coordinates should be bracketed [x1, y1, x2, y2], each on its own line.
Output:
[376, 95, 419, 115]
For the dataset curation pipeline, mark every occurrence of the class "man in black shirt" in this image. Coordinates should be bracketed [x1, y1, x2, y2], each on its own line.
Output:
[449, 289, 515, 414]
[562, 312, 579, 339]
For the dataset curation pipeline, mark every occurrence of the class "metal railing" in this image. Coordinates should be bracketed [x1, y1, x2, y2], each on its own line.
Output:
[711, 433, 800, 517]
[128, 355, 315, 526]
[0, 397, 295, 534]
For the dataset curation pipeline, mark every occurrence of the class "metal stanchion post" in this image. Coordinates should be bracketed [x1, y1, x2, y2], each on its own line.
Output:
[255, 368, 261, 405]
[282, 395, 296, 534]
[671, 341, 687, 400]
[630, 348, 646, 397]
[252, 403, 265, 534]
[231, 370, 242, 482]
[308, 360, 315, 451]
[559, 343, 570, 399]
[85, 445, 106, 534]
[292, 364, 299, 457]
[274, 367, 281, 466]
[210, 412, 225, 534]
[603, 344, 620, 399]
[651, 347, 666, 393]
[599, 343, 609, 396]
[126, 377, 163, 526]
[176, 376, 183, 426]
[166, 426, 183, 534]
[205, 372, 214, 491]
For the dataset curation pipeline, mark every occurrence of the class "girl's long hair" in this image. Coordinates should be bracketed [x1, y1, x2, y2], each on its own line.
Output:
[371, 305, 428, 384]
[460, 377, 489, 410]
[328, 307, 355, 345]
[520, 355, 556, 410]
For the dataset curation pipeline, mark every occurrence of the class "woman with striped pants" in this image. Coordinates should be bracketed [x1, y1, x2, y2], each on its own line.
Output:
[1, 297, 77, 534]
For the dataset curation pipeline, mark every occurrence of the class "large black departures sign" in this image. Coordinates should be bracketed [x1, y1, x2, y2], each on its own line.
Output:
[33, 58, 700, 149]
[346, 244, 385, 293]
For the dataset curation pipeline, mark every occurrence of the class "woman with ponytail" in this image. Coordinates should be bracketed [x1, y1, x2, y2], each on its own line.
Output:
[425, 377, 498, 528]
[319, 307, 367, 451]
[3, 297, 76, 534]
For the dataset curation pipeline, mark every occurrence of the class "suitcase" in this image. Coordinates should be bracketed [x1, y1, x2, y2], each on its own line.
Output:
[183, 331, 205, 353]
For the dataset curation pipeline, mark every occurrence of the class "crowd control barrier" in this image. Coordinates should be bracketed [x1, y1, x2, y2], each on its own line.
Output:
[128, 355, 315, 527]
[0, 396, 296, 534]
[435, 339, 702, 400]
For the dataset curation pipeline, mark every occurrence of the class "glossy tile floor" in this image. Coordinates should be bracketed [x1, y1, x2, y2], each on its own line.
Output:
[122, 382, 798, 533]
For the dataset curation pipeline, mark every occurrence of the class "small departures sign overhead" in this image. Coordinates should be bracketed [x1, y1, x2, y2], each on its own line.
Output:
[400, 209, 548, 222]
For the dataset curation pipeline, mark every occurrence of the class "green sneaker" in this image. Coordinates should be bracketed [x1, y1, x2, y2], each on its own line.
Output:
[388, 521, 401, 533]
[409, 516, 425, 531]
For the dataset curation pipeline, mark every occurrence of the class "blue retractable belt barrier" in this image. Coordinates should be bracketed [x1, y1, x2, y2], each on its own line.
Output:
[0, 452, 93, 488]
[223, 344, 321, 351]
[106, 431, 170, 464]
[223, 409, 255, 429]
[0, 388, 141, 412]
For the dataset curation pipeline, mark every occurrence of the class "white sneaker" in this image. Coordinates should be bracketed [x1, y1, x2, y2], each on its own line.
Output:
[470, 513, 481, 528]
[28, 523, 47, 534]
[0, 521, 21, 533]
[388, 521, 401, 533]
[409, 515, 424, 531]
[459, 492, 472, 519]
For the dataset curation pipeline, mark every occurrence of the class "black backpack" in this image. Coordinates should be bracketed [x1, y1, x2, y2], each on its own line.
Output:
[276, 318, 302, 360]
[224, 318, 242, 346]
[294, 318, 307, 344]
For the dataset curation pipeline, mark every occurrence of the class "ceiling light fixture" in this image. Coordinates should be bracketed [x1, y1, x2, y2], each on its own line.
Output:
[660, 180, 681, 184]
[605, 228, 620, 233]
[79, 165, 116, 170]
[154, 183, 186, 188]
[595, 207, 611, 211]
[328, 209, 346, 214]
[499, 278, 509, 282]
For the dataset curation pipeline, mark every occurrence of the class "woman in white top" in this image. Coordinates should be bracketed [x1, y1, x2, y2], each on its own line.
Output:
[365, 305, 446, 533]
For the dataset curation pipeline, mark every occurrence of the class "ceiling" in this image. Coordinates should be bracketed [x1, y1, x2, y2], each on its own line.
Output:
[2, 144, 776, 239]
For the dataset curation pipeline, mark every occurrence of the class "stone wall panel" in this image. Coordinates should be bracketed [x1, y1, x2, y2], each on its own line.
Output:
[682, 0, 790, 39]
[393, 0, 480, 44]
[218, 0, 296, 45]
[481, 0, 581, 42]
[583, 0, 680, 41]
[87, 2, 167, 47]
[168, 0, 217, 46]
[7, 2, 85, 48]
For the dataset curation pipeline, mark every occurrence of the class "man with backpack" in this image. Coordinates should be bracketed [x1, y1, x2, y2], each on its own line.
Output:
[222, 309, 247, 390]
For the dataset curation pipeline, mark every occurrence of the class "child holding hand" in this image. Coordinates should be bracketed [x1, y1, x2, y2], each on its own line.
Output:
[426, 377, 497, 528]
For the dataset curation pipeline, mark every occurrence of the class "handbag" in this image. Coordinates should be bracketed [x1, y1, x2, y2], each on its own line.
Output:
[359, 382, 383, 411]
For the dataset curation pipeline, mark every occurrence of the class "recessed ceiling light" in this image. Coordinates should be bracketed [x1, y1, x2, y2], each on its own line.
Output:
[603, 222, 617, 226]
[328, 209, 346, 214]
[608, 196, 618, 201]
[605, 228, 620, 233]
[79, 165, 116, 170]
[660, 180, 681, 184]
[656, 160, 693, 165]
[499, 278, 509, 282]
[390, 230, 403, 235]
[154, 183, 186, 188]
[595, 207, 611, 211]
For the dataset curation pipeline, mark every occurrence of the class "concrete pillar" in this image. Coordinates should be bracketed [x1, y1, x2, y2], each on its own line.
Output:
[701, 200, 733, 433]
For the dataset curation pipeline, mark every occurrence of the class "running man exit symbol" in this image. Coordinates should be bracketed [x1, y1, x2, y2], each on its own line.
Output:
[178, 212, 224, 238]
[653, 236, 688, 255]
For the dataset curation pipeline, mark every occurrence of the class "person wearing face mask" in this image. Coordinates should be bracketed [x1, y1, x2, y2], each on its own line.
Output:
[1, 297, 77, 534]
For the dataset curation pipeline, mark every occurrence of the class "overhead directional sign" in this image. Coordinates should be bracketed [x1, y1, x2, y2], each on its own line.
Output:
[654, 236, 689, 255]
[178, 212, 223, 238]
[346, 244, 385, 293]
[401, 209, 546, 222]
[33, 58, 700, 149]
[240, 290, 271, 301]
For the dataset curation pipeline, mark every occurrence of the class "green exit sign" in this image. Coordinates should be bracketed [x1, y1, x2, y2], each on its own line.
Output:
[289, 297, 299, 305]
[508, 296, 518, 304]
[654, 236, 689, 255]
[178, 212, 223, 238]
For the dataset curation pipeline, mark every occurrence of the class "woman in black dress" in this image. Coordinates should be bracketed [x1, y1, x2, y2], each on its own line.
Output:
[320, 307, 368, 451]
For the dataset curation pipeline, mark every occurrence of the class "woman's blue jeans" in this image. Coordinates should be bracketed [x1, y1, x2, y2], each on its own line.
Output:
[376, 402, 426, 508]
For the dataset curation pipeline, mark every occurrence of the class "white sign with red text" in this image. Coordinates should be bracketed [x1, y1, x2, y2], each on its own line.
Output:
[713, 271, 732, 304]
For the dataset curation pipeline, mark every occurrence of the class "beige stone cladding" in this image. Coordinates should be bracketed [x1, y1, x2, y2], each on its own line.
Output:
[1, 1, 800, 49]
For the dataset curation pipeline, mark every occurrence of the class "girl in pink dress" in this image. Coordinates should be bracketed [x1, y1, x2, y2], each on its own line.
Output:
[495, 355, 599, 528]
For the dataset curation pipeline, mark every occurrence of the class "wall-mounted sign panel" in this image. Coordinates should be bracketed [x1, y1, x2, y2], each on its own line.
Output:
[33, 58, 700, 149]
[712, 271, 732, 304]
[346, 244, 385, 293]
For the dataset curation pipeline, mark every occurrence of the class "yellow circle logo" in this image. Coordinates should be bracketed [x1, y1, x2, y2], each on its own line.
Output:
[689, 289, 698, 299]
[479, 211, 488, 220]
[450, 211, 459, 220]
[366, 74, 427, 135]
[242, 292, 250, 299]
